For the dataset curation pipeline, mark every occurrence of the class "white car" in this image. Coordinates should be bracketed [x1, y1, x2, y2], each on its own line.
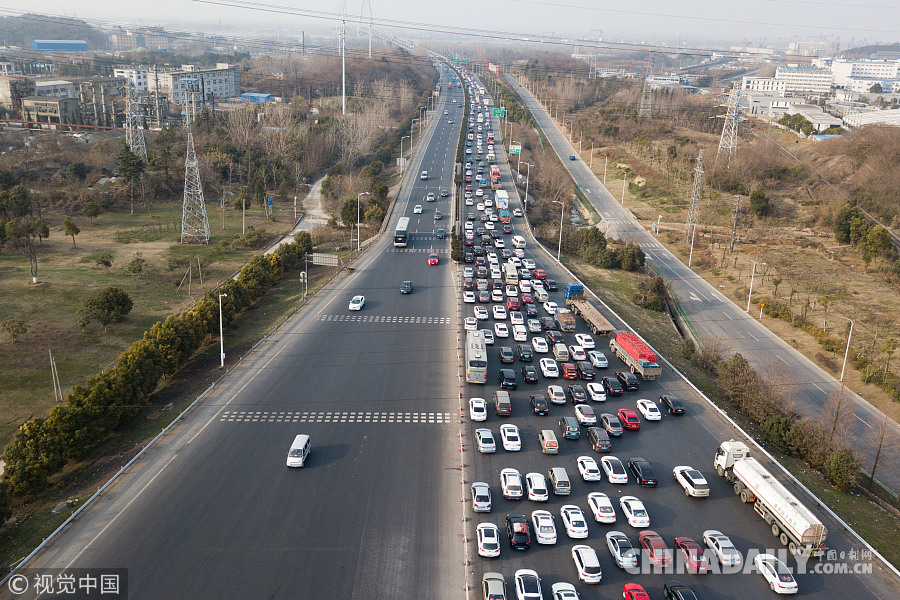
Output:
[494, 323, 509, 338]
[586, 383, 607, 402]
[574, 333, 595, 349]
[673, 466, 710, 497]
[348, 295, 365, 311]
[547, 385, 567, 404]
[464, 317, 477, 331]
[484, 199, 494, 208]
[561, 505, 590, 539]
[492, 305, 507, 320]
[522, 258, 536, 269]
[574, 404, 597, 426]
[703, 530, 743, 568]
[477, 523, 501, 558]
[527, 319, 542, 333]
[577, 456, 603, 481]
[531, 279, 544, 291]
[510, 311, 524, 325]
[518, 279, 532, 293]
[542, 301, 559, 315]
[475, 428, 496, 453]
[413, 204, 423, 214]
[513, 325, 528, 342]
[463, 267, 474, 278]
[571, 545, 602, 583]
[619, 496, 650, 528]
[481, 329, 495, 345]
[485, 221, 495, 230]
[465, 221, 474, 230]
[464, 291, 476, 303]
[755, 554, 798, 595]
[588, 350, 609, 368]
[491, 289, 504, 302]
[507, 256, 522, 268]
[568, 345, 587, 361]
[601, 456, 628, 484]
[476, 188, 485, 198]
[531, 337, 549, 353]
[606, 531, 638, 569]
[471, 481, 491, 512]
[474, 306, 489, 320]
[500, 468, 523, 499]
[476, 202, 485, 211]
[494, 238, 506, 248]
[550, 583, 579, 600]
[526, 472, 549, 502]
[500, 423, 521, 451]
[469, 397, 487, 421]
[514, 569, 542, 600]
[587, 492, 616, 524]
[539, 357, 559, 378]
[636, 399, 661, 421]
[531, 510, 557, 544]
[505, 285, 518, 297]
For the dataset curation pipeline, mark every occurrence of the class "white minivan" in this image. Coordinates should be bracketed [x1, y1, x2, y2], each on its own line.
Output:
[512, 235, 527, 249]
[286, 434, 311, 467]
[420, 170, 428, 180]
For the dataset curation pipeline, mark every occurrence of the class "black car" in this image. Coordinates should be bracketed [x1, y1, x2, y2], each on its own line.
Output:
[400, 280, 413, 294]
[499, 368, 517, 390]
[467, 212, 476, 221]
[540, 317, 557, 331]
[568, 384, 588, 403]
[664, 580, 698, 600]
[436, 228, 446, 239]
[506, 514, 531, 550]
[517, 344, 533, 362]
[546, 279, 559, 291]
[492, 281, 504, 291]
[616, 371, 640, 391]
[601, 376, 624, 396]
[545, 330, 564, 345]
[464, 252, 474, 263]
[521, 365, 539, 383]
[475, 256, 486, 267]
[502, 224, 512, 234]
[530, 394, 549, 415]
[628, 457, 659, 487]
[577, 361, 596, 380]
[660, 394, 687, 415]
[463, 278, 474, 291]
[473, 245, 484, 256]
[478, 290, 491, 303]
[499, 346, 515, 363]
[586, 427, 612, 452]
[559, 416, 581, 440]
[440, 189, 449, 197]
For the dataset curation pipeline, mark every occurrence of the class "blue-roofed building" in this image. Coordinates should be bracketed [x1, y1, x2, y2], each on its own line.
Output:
[241, 92, 274, 103]
[32, 40, 88, 51]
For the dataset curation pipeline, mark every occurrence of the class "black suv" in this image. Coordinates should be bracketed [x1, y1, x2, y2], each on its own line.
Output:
[436, 228, 446, 239]
[546, 279, 559, 291]
[616, 371, 640, 391]
[499, 346, 515, 363]
[521, 365, 539, 383]
[660, 394, 687, 415]
[530, 394, 549, 415]
[517, 345, 533, 362]
[568, 384, 588, 404]
[586, 427, 612, 452]
[601, 376, 624, 396]
[576, 361, 596, 380]
[559, 416, 581, 440]
[540, 317, 557, 331]
[400, 281, 412, 294]
[499, 368, 517, 389]
[545, 330, 564, 345]
[628, 457, 659, 487]
[506, 514, 531, 550]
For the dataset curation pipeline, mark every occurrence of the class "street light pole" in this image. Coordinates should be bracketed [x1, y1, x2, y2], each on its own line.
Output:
[524, 162, 534, 214]
[603, 154, 608, 185]
[840, 316, 854, 382]
[400, 135, 410, 174]
[357, 191, 370, 252]
[218, 293, 228, 368]
[579, 130, 583, 152]
[621, 172, 627, 204]
[589, 141, 594, 168]
[746, 260, 765, 312]
[553, 200, 564, 263]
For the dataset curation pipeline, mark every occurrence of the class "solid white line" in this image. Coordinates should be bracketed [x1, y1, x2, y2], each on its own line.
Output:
[812, 382, 827, 394]
[776, 354, 790, 366]
[857, 415, 872, 428]
[746, 331, 759, 341]
[723, 312, 733, 320]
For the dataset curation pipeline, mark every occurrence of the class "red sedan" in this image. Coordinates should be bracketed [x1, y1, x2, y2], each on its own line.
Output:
[617, 408, 641, 431]
[675, 536, 711, 574]
[533, 268, 547, 280]
[428, 253, 439, 266]
[506, 298, 521, 311]
[561, 362, 578, 380]
[623, 583, 650, 600]
[521, 293, 533, 305]
[639, 530, 672, 567]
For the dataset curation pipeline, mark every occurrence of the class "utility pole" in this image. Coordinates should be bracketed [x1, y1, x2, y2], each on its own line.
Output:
[686, 150, 703, 267]
[716, 87, 741, 169]
[729, 195, 742, 252]
[639, 51, 653, 118]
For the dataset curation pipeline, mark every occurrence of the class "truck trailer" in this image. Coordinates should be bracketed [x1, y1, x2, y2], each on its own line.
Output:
[609, 332, 661, 380]
[563, 284, 615, 336]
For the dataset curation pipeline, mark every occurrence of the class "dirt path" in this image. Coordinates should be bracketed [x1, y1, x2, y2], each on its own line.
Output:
[264, 175, 329, 256]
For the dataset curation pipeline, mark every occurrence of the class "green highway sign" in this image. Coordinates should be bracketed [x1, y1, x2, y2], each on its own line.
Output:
[492, 108, 505, 117]
[508, 144, 521, 155]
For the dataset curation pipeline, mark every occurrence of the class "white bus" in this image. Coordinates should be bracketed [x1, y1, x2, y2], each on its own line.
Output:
[504, 262, 519, 284]
[466, 330, 488, 384]
[394, 217, 410, 247]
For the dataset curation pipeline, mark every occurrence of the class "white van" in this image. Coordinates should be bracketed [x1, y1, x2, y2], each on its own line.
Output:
[512, 235, 527, 249]
[286, 434, 311, 467]
[534, 288, 549, 302]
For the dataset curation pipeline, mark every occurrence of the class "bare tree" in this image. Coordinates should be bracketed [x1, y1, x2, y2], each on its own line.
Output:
[821, 385, 855, 444]
[867, 416, 898, 489]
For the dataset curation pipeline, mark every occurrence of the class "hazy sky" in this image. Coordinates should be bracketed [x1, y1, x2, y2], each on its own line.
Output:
[2, 0, 899, 48]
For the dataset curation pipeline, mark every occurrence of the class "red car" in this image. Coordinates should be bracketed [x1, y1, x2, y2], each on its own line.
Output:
[639, 530, 672, 567]
[507, 298, 521, 311]
[675, 536, 711, 574]
[465, 185, 473, 193]
[623, 583, 650, 600]
[521, 293, 534, 305]
[617, 408, 641, 430]
[428, 253, 439, 266]
[561, 362, 578, 380]
[465, 175, 472, 183]
[533, 268, 547, 280]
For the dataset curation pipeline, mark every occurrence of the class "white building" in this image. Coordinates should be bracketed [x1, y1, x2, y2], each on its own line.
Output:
[34, 79, 77, 98]
[148, 63, 240, 102]
[831, 59, 900, 86]
[646, 74, 681, 88]
[787, 104, 843, 132]
[843, 78, 900, 94]
[843, 108, 900, 128]
[741, 76, 786, 94]
[775, 66, 832, 94]
[114, 67, 150, 92]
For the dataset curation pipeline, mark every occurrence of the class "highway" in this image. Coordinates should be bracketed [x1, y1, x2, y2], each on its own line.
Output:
[457, 71, 900, 600]
[7, 67, 466, 600]
[503, 73, 900, 493]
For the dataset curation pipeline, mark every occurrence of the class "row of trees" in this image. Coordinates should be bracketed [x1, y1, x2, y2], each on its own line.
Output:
[2, 232, 312, 496]
[833, 204, 896, 266]
[559, 226, 646, 271]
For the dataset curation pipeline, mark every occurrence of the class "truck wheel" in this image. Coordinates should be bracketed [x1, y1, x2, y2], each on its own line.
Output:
[716, 465, 725, 477]
[733, 482, 744, 495]
[789, 542, 798, 555]
[740, 490, 751, 503]
[780, 533, 789, 546]
[771, 523, 780, 537]
[631, 366, 637, 374]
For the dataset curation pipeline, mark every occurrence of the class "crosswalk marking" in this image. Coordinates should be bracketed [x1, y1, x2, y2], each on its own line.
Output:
[316, 314, 452, 324]
[387, 247, 447, 253]
[220, 410, 453, 424]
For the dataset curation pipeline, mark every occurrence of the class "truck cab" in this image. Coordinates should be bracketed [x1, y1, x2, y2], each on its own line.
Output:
[714, 440, 751, 473]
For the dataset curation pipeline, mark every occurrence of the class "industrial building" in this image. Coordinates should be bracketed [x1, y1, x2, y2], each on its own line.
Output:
[0, 76, 35, 114]
[774, 66, 833, 94]
[31, 40, 88, 52]
[113, 67, 150, 92]
[741, 76, 786, 94]
[21, 96, 80, 124]
[35, 80, 77, 98]
[148, 64, 240, 103]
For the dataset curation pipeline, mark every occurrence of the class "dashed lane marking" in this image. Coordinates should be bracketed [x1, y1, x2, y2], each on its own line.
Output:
[220, 410, 453, 424]
[316, 314, 452, 324]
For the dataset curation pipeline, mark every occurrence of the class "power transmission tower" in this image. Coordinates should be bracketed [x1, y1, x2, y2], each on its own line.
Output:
[685, 150, 703, 243]
[124, 80, 147, 160]
[716, 87, 741, 169]
[180, 132, 210, 245]
[729, 195, 742, 252]
[638, 52, 653, 118]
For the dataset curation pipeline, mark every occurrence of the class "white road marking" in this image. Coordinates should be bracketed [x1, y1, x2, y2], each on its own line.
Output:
[722, 312, 734, 320]
[812, 382, 827, 393]
[776, 355, 790, 366]
[857, 416, 872, 428]
[220, 410, 453, 424]
[746, 331, 759, 341]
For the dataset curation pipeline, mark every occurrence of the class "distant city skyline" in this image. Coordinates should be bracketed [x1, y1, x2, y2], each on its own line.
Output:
[2, 0, 899, 49]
